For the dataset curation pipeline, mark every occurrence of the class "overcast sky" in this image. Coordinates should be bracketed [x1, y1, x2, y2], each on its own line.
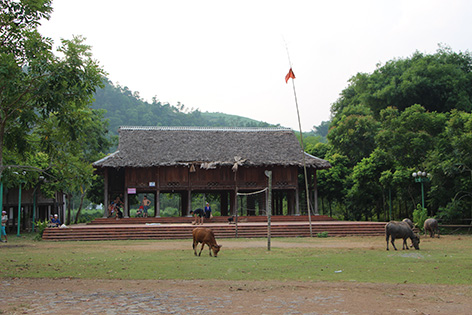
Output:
[39, 0, 472, 131]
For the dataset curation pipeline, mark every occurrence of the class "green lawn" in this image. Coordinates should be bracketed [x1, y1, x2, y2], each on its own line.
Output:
[1, 234, 471, 285]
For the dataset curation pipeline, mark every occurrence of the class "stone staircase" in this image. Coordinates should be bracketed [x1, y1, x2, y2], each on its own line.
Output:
[42, 215, 386, 241]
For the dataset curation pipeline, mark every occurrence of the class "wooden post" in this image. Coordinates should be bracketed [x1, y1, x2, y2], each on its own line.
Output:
[313, 170, 319, 215]
[155, 190, 160, 217]
[265, 170, 272, 251]
[103, 168, 109, 218]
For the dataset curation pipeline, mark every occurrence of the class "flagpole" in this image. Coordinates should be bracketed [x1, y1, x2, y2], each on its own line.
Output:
[284, 39, 313, 236]
[289, 76, 313, 238]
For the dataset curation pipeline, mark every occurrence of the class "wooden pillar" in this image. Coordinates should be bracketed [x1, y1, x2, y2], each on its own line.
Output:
[295, 185, 300, 215]
[220, 191, 229, 216]
[123, 168, 129, 218]
[247, 195, 255, 216]
[230, 190, 236, 216]
[188, 190, 192, 215]
[278, 192, 284, 215]
[313, 170, 319, 215]
[181, 191, 189, 216]
[288, 190, 295, 215]
[103, 168, 109, 218]
[155, 190, 160, 217]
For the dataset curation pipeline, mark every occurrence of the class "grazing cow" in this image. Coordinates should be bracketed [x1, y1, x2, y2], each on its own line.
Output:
[192, 228, 222, 257]
[385, 221, 420, 251]
[424, 218, 440, 238]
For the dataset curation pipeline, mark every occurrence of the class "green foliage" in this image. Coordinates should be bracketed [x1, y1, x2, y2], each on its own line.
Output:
[332, 45, 472, 117]
[1, 1, 113, 226]
[160, 207, 179, 217]
[75, 210, 102, 224]
[34, 220, 49, 241]
[328, 105, 380, 166]
[438, 199, 470, 224]
[320, 46, 472, 222]
[316, 231, 329, 238]
[413, 204, 428, 231]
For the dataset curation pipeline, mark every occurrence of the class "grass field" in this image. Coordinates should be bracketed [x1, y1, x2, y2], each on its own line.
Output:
[1, 233, 471, 285]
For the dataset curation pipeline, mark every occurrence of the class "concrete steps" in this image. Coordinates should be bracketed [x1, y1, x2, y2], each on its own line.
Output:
[43, 219, 386, 241]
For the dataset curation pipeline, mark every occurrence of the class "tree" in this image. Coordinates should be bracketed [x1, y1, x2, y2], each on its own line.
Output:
[1, 0, 105, 173]
[347, 148, 394, 221]
[327, 104, 380, 166]
[332, 45, 472, 119]
[428, 110, 472, 222]
[34, 108, 112, 224]
[1, 1, 110, 224]
[1, 1, 106, 180]
[327, 46, 472, 222]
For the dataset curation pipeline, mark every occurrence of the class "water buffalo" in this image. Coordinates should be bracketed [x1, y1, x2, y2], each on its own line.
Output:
[424, 218, 440, 238]
[402, 218, 414, 229]
[385, 221, 420, 250]
[192, 227, 222, 257]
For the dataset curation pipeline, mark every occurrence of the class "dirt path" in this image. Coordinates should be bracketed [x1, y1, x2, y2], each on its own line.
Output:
[2, 277, 472, 314]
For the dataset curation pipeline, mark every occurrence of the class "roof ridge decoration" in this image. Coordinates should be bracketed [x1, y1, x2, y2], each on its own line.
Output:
[119, 126, 292, 132]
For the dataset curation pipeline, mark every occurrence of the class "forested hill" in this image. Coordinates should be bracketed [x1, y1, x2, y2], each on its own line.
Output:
[92, 79, 277, 135]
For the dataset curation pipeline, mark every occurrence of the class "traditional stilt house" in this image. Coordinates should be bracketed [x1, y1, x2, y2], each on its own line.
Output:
[92, 126, 331, 218]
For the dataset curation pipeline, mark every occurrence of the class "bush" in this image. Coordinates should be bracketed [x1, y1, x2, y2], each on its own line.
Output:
[160, 207, 179, 217]
[438, 200, 468, 224]
[34, 220, 49, 241]
[412, 204, 428, 232]
[317, 231, 329, 238]
[76, 210, 102, 223]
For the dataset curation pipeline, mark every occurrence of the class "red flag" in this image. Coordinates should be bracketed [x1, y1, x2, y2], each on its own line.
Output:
[285, 68, 295, 83]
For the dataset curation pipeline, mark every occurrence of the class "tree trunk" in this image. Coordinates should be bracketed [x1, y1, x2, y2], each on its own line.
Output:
[74, 189, 87, 224]
[66, 193, 72, 225]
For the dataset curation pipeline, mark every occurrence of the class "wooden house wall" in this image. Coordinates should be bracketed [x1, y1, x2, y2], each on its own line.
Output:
[272, 167, 299, 189]
[121, 165, 299, 191]
[159, 166, 188, 189]
[127, 167, 156, 188]
[189, 167, 234, 189]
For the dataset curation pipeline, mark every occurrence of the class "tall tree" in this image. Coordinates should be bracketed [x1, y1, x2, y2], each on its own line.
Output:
[0, 0, 106, 180]
[327, 46, 472, 221]
[332, 45, 472, 118]
[327, 104, 380, 166]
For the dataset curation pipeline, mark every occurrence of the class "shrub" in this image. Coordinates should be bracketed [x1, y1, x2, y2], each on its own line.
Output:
[317, 231, 329, 238]
[34, 220, 49, 241]
[161, 207, 179, 217]
[76, 210, 102, 223]
[412, 204, 428, 232]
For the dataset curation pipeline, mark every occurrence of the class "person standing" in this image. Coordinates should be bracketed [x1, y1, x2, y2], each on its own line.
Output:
[142, 196, 151, 218]
[1, 211, 8, 242]
[204, 202, 212, 219]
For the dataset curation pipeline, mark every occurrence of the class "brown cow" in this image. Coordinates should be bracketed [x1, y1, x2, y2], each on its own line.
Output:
[192, 228, 222, 257]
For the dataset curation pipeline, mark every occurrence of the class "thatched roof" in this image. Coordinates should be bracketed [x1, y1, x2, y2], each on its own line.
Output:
[93, 126, 331, 169]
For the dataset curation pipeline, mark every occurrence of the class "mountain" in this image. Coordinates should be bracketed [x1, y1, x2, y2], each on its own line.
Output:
[92, 79, 277, 135]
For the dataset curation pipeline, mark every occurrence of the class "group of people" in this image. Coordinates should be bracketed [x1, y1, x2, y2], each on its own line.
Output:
[108, 195, 124, 219]
[190, 202, 212, 225]
[48, 214, 62, 227]
[108, 195, 151, 219]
